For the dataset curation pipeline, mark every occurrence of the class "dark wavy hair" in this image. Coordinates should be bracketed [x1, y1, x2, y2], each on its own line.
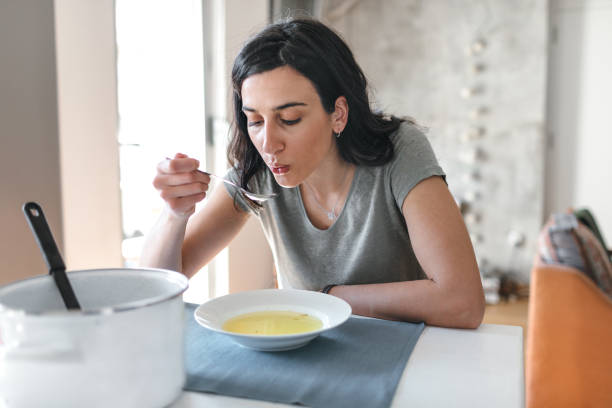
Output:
[229, 18, 404, 190]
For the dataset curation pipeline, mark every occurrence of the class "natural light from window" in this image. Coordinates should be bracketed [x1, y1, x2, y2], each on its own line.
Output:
[115, 0, 209, 302]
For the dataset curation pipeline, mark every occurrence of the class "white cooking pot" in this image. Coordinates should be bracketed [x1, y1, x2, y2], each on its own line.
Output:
[0, 268, 188, 408]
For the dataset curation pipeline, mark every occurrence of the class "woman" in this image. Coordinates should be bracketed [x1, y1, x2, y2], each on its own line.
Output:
[140, 18, 485, 328]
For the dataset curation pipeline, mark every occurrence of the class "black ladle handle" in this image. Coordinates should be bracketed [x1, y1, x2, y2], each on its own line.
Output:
[23, 202, 81, 310]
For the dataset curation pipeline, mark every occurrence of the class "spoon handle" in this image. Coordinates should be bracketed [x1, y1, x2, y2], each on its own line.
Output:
[23, 202, 81, 310]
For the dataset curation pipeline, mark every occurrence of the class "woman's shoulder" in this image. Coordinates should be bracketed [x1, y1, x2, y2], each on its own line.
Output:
[382, 121, 445, 208]
[389, 120, 430, 148]
[386, 120, 438, 164]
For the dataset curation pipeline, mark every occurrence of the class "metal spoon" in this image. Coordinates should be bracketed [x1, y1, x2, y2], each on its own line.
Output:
[164, 157, 277, 204]
[22, 202, 81, 310]
[199, 170, 277, 203]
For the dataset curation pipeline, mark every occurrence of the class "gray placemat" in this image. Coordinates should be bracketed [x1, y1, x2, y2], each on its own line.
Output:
[183, 302, 424, 408]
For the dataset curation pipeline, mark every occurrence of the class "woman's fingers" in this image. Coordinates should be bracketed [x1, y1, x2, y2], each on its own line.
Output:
[159, 182, 209, 201]
[153, 170, 211, 189]
[153, 154, 211, 217]
[158, 156, 200, 174]
[158, 182, 208, 217]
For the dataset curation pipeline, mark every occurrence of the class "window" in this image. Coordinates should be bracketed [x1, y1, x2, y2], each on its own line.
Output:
[115, 0, 210, 302]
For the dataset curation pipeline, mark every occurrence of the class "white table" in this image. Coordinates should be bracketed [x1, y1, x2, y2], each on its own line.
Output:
[172, 323, 524, 408]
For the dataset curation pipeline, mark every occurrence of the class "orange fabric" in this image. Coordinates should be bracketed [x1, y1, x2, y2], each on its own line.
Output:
[526, 264, 612, 408]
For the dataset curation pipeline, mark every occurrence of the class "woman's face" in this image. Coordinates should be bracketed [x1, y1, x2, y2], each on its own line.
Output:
[240, 66, 343, 188]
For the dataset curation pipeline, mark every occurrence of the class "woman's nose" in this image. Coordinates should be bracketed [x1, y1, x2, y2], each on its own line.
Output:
[261, 123, 284, 155]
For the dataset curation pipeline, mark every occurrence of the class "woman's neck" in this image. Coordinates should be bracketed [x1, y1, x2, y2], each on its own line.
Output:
[304, 156, 353, 196]
[300, 157, 355, 227]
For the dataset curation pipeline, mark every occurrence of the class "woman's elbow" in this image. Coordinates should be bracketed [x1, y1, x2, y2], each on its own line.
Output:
[453, 266, 486, 329]
[435, 282, 485, 329]
[456, 290, 485, 329]
[425, 290, 485, 329]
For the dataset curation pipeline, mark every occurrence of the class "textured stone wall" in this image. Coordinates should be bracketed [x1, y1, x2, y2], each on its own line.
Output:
[319, 0, 548, 282]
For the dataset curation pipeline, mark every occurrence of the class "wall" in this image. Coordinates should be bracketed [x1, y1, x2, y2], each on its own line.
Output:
[54, 0, 123, 270]
[0, 0, 64, 285]
[0, 0, 129, 287]
[321, 0, 548, 282]
[546, 0, 612, 240]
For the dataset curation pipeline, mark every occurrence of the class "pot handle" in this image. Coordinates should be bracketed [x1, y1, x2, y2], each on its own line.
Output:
[0, 339, 80, 361]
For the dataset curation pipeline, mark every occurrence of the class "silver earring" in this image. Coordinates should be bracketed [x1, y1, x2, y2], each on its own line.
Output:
[335, 131, 342, 139]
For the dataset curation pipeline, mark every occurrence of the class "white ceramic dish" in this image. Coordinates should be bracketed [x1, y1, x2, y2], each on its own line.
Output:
[194, 289, 352, 351]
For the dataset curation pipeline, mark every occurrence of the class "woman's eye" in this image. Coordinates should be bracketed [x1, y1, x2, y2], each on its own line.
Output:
[247, 120, 262, 127]
[281, 118, 301, 125]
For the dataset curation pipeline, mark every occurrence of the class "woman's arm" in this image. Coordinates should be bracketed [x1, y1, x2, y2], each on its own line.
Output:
[140, 154, 250, 278]
[328, 176, 485, 329]
[180, 183, 250, 278]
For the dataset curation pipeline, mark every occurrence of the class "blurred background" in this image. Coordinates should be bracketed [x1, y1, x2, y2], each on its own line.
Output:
[1, 0, 611, 309]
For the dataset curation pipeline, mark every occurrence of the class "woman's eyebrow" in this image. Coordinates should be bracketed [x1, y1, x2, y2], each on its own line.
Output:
[242, 102, 307, 112]
[273, 102, 307, 111]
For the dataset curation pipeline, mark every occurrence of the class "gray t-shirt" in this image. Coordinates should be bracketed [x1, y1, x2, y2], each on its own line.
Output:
[226, 123, 445, 290]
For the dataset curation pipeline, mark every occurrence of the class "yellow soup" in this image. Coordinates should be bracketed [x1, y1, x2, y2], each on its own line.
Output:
[222, 310, 323, 335]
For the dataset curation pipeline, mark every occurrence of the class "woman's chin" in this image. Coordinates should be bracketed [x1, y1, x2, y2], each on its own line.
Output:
[272, 174, 299, 189]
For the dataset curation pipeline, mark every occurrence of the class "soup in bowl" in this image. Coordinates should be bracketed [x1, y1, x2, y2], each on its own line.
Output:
[194, 289, 351, 351]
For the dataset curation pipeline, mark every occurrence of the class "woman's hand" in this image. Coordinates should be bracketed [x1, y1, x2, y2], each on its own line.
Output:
[142, 154, 247, 275]
[153, 153, 211, 219]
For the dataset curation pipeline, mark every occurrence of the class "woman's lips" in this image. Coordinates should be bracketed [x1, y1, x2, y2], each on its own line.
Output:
[270, 165, 290, 175]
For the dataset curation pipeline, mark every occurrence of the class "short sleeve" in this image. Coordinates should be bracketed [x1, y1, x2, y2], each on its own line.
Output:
[388, 123, 446, 210]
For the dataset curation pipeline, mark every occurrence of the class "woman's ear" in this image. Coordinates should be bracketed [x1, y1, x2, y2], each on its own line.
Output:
[332, 96, 349, 133]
